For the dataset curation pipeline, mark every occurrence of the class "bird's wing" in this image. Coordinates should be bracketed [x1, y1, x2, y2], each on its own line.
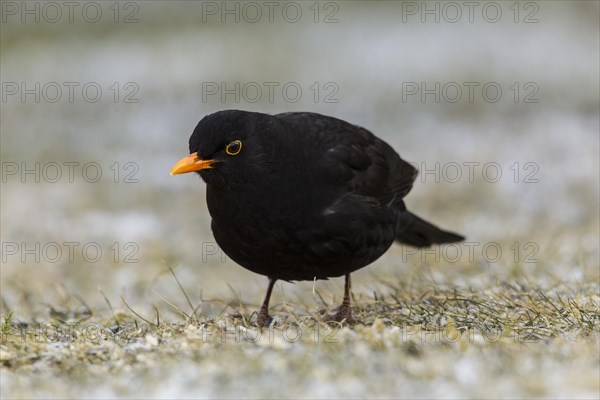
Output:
[345, 129, 418, 206]
[278, 112, 418, 208]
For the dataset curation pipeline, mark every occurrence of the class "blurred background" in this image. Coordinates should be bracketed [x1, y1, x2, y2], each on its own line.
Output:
[1, 0, 598, 318]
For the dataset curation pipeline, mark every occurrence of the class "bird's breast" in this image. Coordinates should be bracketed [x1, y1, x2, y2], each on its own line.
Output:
[204, 183, 399, 281]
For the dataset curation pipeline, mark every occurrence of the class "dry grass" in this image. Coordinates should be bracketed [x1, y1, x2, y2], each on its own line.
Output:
[1, 271, 598, 398]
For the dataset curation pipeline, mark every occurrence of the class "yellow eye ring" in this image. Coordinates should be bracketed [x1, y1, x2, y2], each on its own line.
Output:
[225, 140, 243, 156]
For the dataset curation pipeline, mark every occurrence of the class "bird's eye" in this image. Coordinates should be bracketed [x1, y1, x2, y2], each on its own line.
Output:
[225, 140, 242, 156]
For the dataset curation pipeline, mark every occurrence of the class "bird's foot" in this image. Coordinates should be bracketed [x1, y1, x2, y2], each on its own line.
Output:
[324, 305, 362, 326]
[256, 309, 273, 328]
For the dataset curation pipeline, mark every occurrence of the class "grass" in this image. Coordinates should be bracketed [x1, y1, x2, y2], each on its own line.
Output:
[1, 268, 598, 399]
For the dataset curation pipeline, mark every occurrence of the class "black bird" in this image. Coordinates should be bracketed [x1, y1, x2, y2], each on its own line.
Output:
[171, 110, 463, 326]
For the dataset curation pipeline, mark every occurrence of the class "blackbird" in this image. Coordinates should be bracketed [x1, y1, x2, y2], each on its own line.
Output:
[171, 110, 463, 326]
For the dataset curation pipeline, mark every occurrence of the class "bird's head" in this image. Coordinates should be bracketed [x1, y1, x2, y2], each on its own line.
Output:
[170, 110, 275, 187]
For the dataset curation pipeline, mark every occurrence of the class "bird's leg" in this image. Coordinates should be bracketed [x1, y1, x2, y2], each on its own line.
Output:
[257, 277, 276, 328]
[327, 274, 358, 325]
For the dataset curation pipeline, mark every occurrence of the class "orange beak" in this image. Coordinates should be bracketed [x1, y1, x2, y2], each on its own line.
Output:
[170, 152, 216, 175]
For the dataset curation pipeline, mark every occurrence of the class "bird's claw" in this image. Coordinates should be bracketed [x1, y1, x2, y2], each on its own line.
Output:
[324, 306, 362, 326]
[256, 311, 273, 328]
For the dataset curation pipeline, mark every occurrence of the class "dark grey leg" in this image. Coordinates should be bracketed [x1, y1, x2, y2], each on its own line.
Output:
[257, 277, 276, 327]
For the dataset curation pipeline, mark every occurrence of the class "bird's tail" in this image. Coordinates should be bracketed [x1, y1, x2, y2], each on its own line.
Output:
[395, 211, 464, 248]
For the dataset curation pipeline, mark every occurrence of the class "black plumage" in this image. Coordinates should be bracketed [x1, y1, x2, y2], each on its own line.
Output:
[171, 110, 463, 325]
